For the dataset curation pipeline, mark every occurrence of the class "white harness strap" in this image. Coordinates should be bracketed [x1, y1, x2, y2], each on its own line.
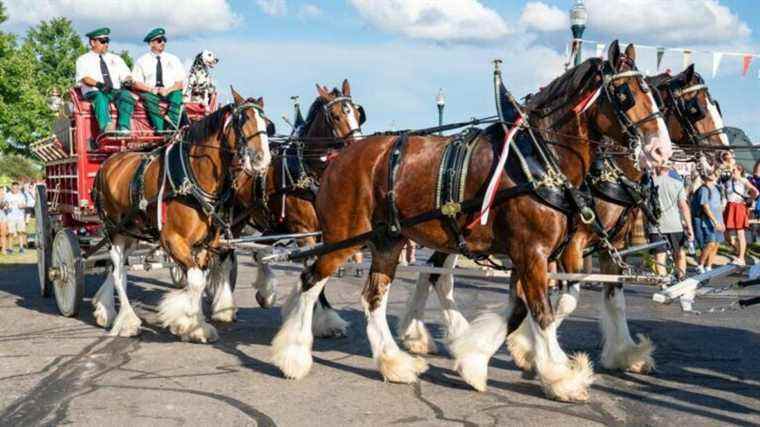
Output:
[674, 84, 708, 98]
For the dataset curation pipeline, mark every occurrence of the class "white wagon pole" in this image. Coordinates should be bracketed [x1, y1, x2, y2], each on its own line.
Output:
[652, 264, 740, 311]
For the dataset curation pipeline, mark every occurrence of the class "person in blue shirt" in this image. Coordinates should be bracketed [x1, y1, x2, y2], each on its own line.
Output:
[691, 171, 724, 273]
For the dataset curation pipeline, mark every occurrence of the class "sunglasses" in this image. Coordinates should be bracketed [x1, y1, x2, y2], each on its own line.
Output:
[153, 37, 167, 44]
[95, 37, 110, 44]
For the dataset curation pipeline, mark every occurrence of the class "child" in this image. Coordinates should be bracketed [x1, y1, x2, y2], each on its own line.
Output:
[691, 171, 724, 273]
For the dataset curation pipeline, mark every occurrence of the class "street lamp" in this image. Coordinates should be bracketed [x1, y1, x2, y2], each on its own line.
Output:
[570, 0, 588, 67]
[436, 88, 445, 134]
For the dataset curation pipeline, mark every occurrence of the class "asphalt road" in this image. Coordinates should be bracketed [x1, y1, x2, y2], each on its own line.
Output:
[1, 253, 759, 426]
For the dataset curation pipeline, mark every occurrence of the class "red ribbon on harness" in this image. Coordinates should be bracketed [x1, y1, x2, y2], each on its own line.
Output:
[572, 86, 602, 115]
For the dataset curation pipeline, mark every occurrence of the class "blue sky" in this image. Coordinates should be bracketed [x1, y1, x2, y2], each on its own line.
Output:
[4, 0, 760, 140]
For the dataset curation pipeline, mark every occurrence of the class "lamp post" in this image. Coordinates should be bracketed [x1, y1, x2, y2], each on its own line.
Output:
[570, 0, 588, 67]
[436, 88, 445, 134]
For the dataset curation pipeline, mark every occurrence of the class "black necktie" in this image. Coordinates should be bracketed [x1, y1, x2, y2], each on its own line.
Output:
[99, 54, 113, 89]
[155, 56, 164, 88]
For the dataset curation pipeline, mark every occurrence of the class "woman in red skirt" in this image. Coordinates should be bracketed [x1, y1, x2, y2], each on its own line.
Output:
[724, 163, 758, 266]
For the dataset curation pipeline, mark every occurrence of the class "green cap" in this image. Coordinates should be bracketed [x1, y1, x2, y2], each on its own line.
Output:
[143, 28, 166, 43]
[85, 27, 110, 39]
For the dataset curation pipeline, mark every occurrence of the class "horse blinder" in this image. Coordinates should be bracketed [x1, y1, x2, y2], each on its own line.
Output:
[613, 83, 636, 112]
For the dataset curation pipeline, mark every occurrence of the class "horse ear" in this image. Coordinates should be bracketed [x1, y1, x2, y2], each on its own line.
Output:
[684, 63, 696, 83]
[624, 43, 636, 62]
[256, 97, 264, 108]
[316, 83, 329, 100]
[230, 86, 244, 105]
[342, 79, 351, 97]
[607, 40, 621, 72]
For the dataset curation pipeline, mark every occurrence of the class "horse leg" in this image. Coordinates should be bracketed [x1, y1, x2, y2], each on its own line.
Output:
[252, 263, 277, 308]
[506, 277, 534, 372]
[312, 289, 350, 338]
[92, 268, 116, 328]
[158, 235, 217, 343]
[449, 260, 512, 391]
[271, 246, 357, 379]
[397, 251, 442, 354]
[598, 255, 654, 373]
[522, 256, 593, 402]
[209, 252, 237, 323]
[364, 237, 427, 383]
[431, 254, 469, 341]
[108, 235, 142, 337]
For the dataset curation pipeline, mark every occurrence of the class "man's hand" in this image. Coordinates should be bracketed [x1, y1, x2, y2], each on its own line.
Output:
[686, 227, 694, 239]
[715, 222, 725, 232]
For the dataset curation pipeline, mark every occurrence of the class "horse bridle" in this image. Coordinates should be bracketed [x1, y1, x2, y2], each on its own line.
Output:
[226, 101, 274, 171]
[661, 81, 727, 146]
[600, 66, 664, 169]
[322, 96, 366, 139]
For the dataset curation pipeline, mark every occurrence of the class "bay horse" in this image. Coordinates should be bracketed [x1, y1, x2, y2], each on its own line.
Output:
[214, 79, 364, 337]
[398, 63, 729, 380]
[270, 42, 672, 401]
[91, 88, 272, 343]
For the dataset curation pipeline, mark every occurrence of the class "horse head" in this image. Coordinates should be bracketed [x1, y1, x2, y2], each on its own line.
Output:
[586, 41, 672, 173]
[650, 64, 729, 176]
[315, 79, 365, 140]
[229, 86, 273, 175]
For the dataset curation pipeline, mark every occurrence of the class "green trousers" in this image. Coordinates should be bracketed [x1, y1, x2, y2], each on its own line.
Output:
[85, 89, 135, 131]
[139, 90, 183, 132]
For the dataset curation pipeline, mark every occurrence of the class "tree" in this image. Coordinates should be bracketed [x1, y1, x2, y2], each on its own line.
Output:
[118, 49, 134, 68]
[23, 17, 86, 94]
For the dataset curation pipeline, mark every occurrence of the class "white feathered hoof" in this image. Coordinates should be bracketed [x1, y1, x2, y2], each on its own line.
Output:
[538, 353, 594, 402]
[182, 321, 219, 344]
[93, 302, 116, 329]
[109, 309, 142, 337]
[377, 351, 428, 384]
[255, 291, 277, 309]
[312, 308, 349, 339]
[506, 332, 534, 372]
[211, 305, 237, 323]
[271, 340, 313, 380]
[603, 334, 655, 374]
[400, 319, 437, 355]
[454, 352, 489, 392]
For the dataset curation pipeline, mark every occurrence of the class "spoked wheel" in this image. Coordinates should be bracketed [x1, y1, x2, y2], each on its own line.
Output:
[50, 229, 85, 317]
[169, 263, 186, 288]
[35, 185, 53, 297]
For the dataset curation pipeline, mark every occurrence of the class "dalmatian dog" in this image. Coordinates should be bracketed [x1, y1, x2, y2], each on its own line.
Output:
[183, 50, 219, 105]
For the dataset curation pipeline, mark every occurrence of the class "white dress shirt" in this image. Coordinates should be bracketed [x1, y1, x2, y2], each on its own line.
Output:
[75, 51, 132, 95]
[132, 51, 186, 89]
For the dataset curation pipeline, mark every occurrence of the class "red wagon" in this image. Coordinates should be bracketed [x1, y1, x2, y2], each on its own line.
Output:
[30, 88, 217, 316]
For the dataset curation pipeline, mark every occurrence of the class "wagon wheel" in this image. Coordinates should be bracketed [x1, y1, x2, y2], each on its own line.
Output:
[35, 185, 53, 297]
[205, 252, 238, 305]
[50, 229, 85, 317]
[169, 263, 186, 288]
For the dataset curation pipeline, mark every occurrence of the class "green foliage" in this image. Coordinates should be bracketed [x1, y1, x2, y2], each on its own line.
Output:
[118, 49, 134, 68]
[0, 154, 42, 181]
[23, 17, 86, 93]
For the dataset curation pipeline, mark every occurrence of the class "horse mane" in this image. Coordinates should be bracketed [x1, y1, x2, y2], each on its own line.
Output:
[299, 89, 341, 137]
[185, 103, 233, 143]
[646, 72, 672, 89]
[525, 57, 603, 113]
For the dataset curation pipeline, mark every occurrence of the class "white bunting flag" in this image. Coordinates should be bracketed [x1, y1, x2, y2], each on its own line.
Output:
[683, 49, 692, 69]
[712, 52, 723, 78]
[596, 43, 605, 58]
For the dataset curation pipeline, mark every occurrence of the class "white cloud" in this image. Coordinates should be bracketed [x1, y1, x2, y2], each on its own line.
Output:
[519, 2, 568, 32]
[349, 0, 511, 42]
[585, 0, 750, 44]
[3, 0, 240, 38]
[298, 4, 323, 20]
[256, 0, 287, 17]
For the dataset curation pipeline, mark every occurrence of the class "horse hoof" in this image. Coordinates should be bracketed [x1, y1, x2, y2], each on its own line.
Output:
[538, 353, 594, 402]
[312, 308, 349, 339]
[184, 322, 219, 344]
[378, 351, 428, 384]
[454, 352, 489, 392]
[255, 291, 276, 309]
[603, 334, 655, 374]
[400, 320, 437, 355]
[272, 344, 313, 379]
[109, 310, 142, 337]
[93, 303, 116, 329]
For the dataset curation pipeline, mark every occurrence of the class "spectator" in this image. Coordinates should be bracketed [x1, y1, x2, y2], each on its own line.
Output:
[749, 160, 760, 241]
[648, 165, 693, 280]
[4, 182, 28, 254]
[723, 163, 758, 266]
[22, 181, 35, 225]
[0, 186, 7, 255]
[691, 171, 724, 273]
